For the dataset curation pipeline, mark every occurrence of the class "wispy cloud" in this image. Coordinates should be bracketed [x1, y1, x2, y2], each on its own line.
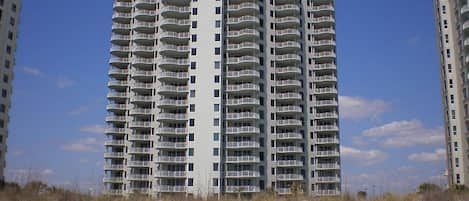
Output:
[22, 67, 45, 77]
[57, 76, 75, 89]
[357, 120, 444, 147]
[407, 35, 422, 46]
[80, 124, 106, 135]
[339, 96, 391, 120]
[68, 106, 89, 116]
[341, 146, 388, 166]
[61, 138, 102, 153]
[408, 148, 446, 163]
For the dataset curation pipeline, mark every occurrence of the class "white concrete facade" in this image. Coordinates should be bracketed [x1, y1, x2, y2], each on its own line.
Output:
[0, 0, 20, 184]
[434, 0, 469, 186]
[105, 0, 340, 197]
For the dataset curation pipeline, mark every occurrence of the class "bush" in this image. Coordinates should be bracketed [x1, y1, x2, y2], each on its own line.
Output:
[418, 183, 441, 193]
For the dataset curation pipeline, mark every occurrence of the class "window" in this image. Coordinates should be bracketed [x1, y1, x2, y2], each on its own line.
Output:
[7, 32, 13, 40]
[10, 17, 15, 26]
[190, 104, 195, 112]
[456, 158, 459, 167]
[188, 178, 194, 186]
[214, 104, 219, 112]
[450, 95, 454, 104]
[454, 142, 458, 151]
[4, 60, 10, 69]
[452, 110, 456, 119]
[12, 3, 17, 12]
[213, 148, 219, 156]
[188, 163, 194, 171]
[213, 163, 219, 171]
[214, 75, 220, 83]
[0, 119, 3, 128]
[189, 133, 194, 141]
[190, 62, 196, 69]
[214, 61, 220, 69]
[213, 133, 219, 141]
[213, 118, 219, 126]
[6, 46, 11, 55]
[443, 20, 448, 29]
[191, 48, 197, 55]
[446, 49, 451, 58]
[192, 8, 198, 15]
[190, 76, 196, 83]
[214, 89, 219, 97]
[214, 47, 220, 55]
[213, 178, 219, 186]
[191, 34, 197, 42]
[188, 148, 194, 156]
[190, 90, 195, 97]
[2, 89, 7, 98]
[448, 64, 452, 73]
[3, 75, 8, 83]
[0, 104, 4, 113]
[192, 21, 197, 28]
[442, 5, 446, 14]
[215, 20, 221, 28]
[189, 119, 195, 126]
[215, 34, 220, 41]
[215, 7, 221, 14]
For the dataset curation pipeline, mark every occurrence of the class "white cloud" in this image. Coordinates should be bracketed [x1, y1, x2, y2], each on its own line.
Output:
[61, 138, 102, 153]
[68, 106, 89, 116]
[57, 77, 75, 89]
[358, 120, 444, 147]
[408, 148, 446, 163]
[339, 96, 391, 120]
[41, 169, 54, 176]
[80, 124, 106, 135]
[341, 146, 388, 165]
[22, 67, 45, 77]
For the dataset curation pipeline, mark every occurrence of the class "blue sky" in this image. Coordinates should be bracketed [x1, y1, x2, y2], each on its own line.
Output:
[6, 0, 444, 194]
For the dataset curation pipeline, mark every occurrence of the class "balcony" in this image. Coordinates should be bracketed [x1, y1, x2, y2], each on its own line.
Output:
[155, 186, 187, 192]
[155, 127, 187, 135]
[128, 161, 151, 167]
[315, 150, 340, 157]
[109, 68, 129, 77]
[160, 6, 191, 18]
[112, 12, 132, 22]
[131, 82, 154, 91]
[275, 41, 301, 53]
[315, 100, 338, 107]
[226, 112, 260, 121]
[277, 119, 302, 127]
[112, 23, 131, 34]
[276, 160, 303, 167]
[227, 56, 260, 67]
[276, 80, 302, 88]
[128, 188, 151, 194]
[277, 174, 304, 181]
[225, 170, 260, 178]
[315, 138, 340, 144]
[131, 70, 155, 79]
[156, 113, 187, 122]
[226, 156, 260, 163]
[133, 33, 155, 42]
[312, 28, 336, 35]
[315, 176, 340, 183]
[133, 9, 156, 20]
[103, 176, 124, 183]
[132, 45, 155, 54]
[109, 57, 130, 66]
[227, 29, 260, 41]
[276, 106, 302, 114]
[226, 141, 260, 149]
[274, 132, 303, 140]
[276, 146, 303, 153]
[275, 4, 300, 16]
[130, 95, 153, 103]
[314, 75, 337, 83]
[158, 71, 189, 82]
[160, 31, 190, 43]
[275, 54, 301, 64]
[225, 126, 260, 135]
[275, 29, 301, 41]
[155, 156, 187, 163]
[275, 17, 300, 28]
[314, 125, 339, 132]
[105, 115, 126, 123]
[104, 164, 124, 170]
[128, 134, 152, 141]
[312, 40, 336, 47]
[226, 98, 259, 107]
[110, 46, 130, 57]
[158, 57, 189, 70]
[104, 140, 125, 146]
[159, 44, 190, 56]
[111, 34, 130, 45]
[105, 127, 126, 135]
[128, 147, 152, 154]
[128, 174, 151, 181]
[314, 63, 336, 71]
[315, 112, 338, 119]
[227, 2, 259, 14]
[106, 104, 127, 112]
[312, 16, 335, 24]
[462, 5, 469, 17]
[227, 70, 260, 80]
[276, 93, 302, 100]
[107, 80, 128, 89]
[113, 2, 132, 11]
[104, 152, 125, 158]
[316, 190, 340, 196]
[227, 42, 259, 53]
[155, 141, 187, 149]
[155, 171, 187, 178]
[133, 21, 156, 33]
[316, 163, 340, 170]
[225, 186, 260, 193]
[129, 121, 152, 128]
[129, 108, 152, 116]
[160, 18, 190, 31]
[107, 92, 128, 100]
[315, 87, 337, 95]
[226, 83, 260, 93]
[134, 0, 156, 8]
[132, 57, 155, 67]
[104, 189, 123, 195]
[311, 5, 335, 13]
[276, 67, 301, 75]
[157, 85, 189, 94]
[227, 16, 260, 28]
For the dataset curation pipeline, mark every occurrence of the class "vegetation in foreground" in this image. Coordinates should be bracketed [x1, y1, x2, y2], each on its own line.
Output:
[0, 181, 468, 201]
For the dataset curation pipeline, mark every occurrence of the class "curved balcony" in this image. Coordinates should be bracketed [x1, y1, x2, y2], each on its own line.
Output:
[311, 5, 335, 13]
[130, 95, 153, 104]
[315, 176, 340, 183]
[313, 28, 336, 36]
[275, 17, 300, 29]
[158, 71, 189, 83]
[132, 57, 155, 67]
[132, 45, 156, 55]
[107, 103, 127, 112]
[276, 105, 302, 114]
[104, 152, 125, 158]
[128, 147, 152, 154]
[158, 57, 189, 70]
[276, 80, 302, 88]
[133, 9, 156, 21]
[226, 156, 260, 163]
[157, 99, 188, 108]
[109, 57, 130, 66]
[131, 70, 155, 79]
[128, 134, 152, 141]
[225, 171, 260, 178]
[226, 70, 260, 80]
[103, 164, 124, 170]
[160, 18, 190, 31]
[159, 44, 190, 57]
[275, 4, 300, 17]
[157, 85, 189, 95]
[134, 0, 156, 9]
[112, 23, 131, 35]
[277, 174, 304, 181]
[128, 161, 151, 167]
[274, 132, 303, 140]
[226, 112, 259, 121]
[312, 16, 335, 25]
[277, 160, 303, 167]
[129, 108, 152, 116]
[154, 156, 187, 163]
[227, 16, 260, 29]
[129, 121, 152, 128]
[113, 2, 132, 11]
[226, 83, 260, 93]
[105, 140, 125, 146]
[313, 52, 336, 62]
[107, 80, 128, 89]
[112, 12, 132, 22]
[105, 127, 126, 135]
[107, 92, 128, 100]
[276, 93, 302, 101]
[226, 98, 259, 107]
[226, 141, 260, 149]
[275, 29, 301, 41]
[462, 5, 469, 17]
[160, 31, 190, 43]
[276, 146, 303, 153]
[103, 176, 124, 183]
[227, 42, 259, 53]
[127, 188, 151, 194]
[277, 119, 302, 127]
[315, 138, 340, 144]
[314, 75, 337, 83]
[314, 112, 338, 119]
[225, 186, 260, 193]
[128, 174, 151, 181]
[315, 100, 338, 107]
[155, 171, 187, 178]
[275, 54, 301, 64]
[160, 6, 191, 18]
[227, 29, 260, 41]
[155, 127, 187, 135]
[111, 34, 130, 45]
[315, 150, 340, 157]
[227, 56, 260, 67]
[316, 163, 341, 170]
[315, 87, 337, 95]
[105, 115, 126, 123]
[227, 2, 259, 15]
[275, 41, 301, 53]
[276, 66, 301, 75]
[226, 126, 260, 135]
[131, 82, 154, 92]
[312, 40, 336, 48]
[156, 113, 188, 122]
[133, 33, 155, 45]
[155, 186, 187, 192]
[133, 21, 156, 32]
[314, 63, 337, 71]
[109, 68, 129, 77]
[155, 141, 187, 149]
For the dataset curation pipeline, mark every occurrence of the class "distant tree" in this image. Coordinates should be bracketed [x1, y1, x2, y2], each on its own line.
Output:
[418, 183, 441, 193]
[450, 184, 468, 193]
[356, 191, 367, 199]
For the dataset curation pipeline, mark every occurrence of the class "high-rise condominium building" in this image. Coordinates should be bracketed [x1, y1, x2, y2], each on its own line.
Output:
[434, 0, 469, 186]
[105, 0, 340, 197]
[0, 0, 20, 184]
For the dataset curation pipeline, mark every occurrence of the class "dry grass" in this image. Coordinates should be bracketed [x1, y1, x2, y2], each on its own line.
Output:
[0, 182, 468, 201]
